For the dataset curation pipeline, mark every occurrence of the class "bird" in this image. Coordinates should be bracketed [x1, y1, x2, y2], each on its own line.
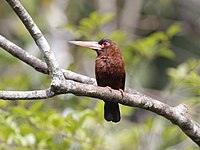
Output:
[69, 39, 126, 123]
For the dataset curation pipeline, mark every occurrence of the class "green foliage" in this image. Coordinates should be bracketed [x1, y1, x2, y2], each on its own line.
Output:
[168, 59, 200, 124]
[0, 101, 103, 149]
[66, 11, 114, 40]
[124, 24, 179, 65]
[167, 23, 181, 38]
[168, 59, 200, 96]
[162, 125, 186, 148]
[130, 31, 173, 59]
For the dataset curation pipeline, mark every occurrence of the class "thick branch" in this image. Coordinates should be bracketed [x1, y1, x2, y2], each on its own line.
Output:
[0, 80, 199, 146]
[5, 0, 65, 83]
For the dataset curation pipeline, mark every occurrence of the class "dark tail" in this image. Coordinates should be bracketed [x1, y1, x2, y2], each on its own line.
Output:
[104, 101, 121, 123]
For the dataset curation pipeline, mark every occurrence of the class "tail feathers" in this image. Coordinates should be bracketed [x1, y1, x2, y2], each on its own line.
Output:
[104, 101, 121, 123]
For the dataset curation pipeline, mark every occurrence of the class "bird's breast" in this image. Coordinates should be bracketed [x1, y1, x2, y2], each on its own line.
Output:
[95, 56, 122, 74]
[95, 56, 125, 89]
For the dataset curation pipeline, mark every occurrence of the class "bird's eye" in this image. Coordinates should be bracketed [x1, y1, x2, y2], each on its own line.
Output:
[102, 42, 110, 47]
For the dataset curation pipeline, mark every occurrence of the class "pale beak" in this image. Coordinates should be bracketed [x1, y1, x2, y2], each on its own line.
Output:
[69, 41, 102, 50]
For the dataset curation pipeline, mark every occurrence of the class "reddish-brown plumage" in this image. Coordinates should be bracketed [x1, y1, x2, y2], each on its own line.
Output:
[95, 39, 125, 122]
[69, 39, 125, 123]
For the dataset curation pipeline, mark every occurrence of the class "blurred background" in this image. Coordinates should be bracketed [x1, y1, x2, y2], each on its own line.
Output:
[0, 0, 200, 149]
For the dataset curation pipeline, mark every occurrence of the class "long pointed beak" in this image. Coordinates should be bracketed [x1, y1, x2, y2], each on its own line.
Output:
[69, 41, 102, 50]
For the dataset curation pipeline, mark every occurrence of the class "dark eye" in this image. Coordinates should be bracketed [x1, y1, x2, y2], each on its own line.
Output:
[102, 42, 110, 47]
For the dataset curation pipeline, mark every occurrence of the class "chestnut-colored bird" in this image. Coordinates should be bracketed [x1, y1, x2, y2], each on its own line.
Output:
[69, 39, 125, 123]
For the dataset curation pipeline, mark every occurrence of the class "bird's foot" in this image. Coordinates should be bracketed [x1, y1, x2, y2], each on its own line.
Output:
[105, 86, 124, 98]
[106, 86, 112, 92]
[118, 89, 124, 98]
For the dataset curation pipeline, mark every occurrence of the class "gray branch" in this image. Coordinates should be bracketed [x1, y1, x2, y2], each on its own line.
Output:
[0, 89, 54, 100]
[0, 80, 199, 145]
[0, 0, 199, 147]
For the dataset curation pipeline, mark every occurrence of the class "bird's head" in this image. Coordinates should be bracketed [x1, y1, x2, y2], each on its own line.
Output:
[69, 39, 121, 57]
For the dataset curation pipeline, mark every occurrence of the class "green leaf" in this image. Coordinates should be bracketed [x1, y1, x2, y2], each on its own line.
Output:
[29, 101, 43, 112]
[159, 49, 175, 59]
[20, 124, 35, 136]
[100, 13, 114, 25]
[12, 106, 30, 117]
[167, 23, 181, 38]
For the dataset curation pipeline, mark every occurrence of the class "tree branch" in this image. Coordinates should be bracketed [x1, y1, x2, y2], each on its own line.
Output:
[0, 88, 54, 100]
[0, 80, 199, 145]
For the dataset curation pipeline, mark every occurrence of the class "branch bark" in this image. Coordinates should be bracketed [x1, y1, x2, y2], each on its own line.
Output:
[0, 88, 54, 100]
[0, 79, 199, 145]
[0, 0, 199, 147]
